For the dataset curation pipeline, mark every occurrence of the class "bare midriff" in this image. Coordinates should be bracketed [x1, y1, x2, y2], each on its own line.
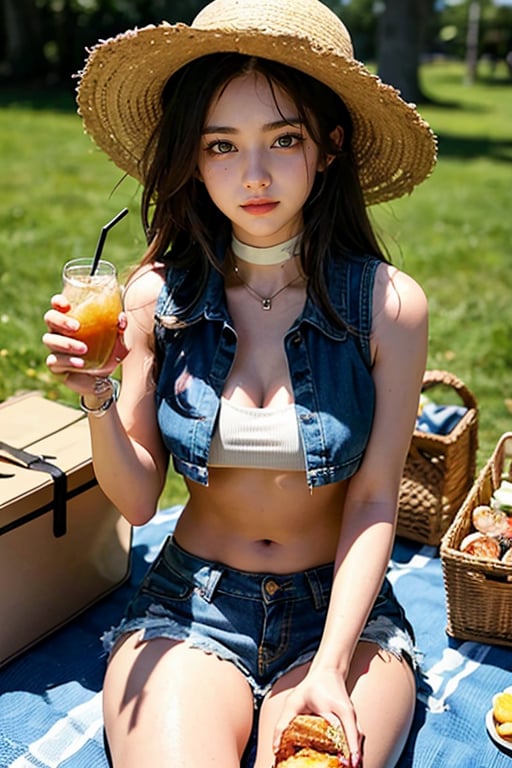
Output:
[174, 468, 348, 573]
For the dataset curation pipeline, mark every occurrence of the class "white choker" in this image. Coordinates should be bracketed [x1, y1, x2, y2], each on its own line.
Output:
[231, 234, 301, 266]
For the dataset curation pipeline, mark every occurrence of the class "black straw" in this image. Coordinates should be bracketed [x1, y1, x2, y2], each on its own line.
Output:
[90, 208, 129, 275]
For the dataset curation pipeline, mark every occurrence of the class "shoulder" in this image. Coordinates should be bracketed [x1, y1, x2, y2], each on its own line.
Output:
[373, 262, 428, 332]
[370, 262, 428, 366]
[123, 262, 166, 311]
[122, 262, 166, 334]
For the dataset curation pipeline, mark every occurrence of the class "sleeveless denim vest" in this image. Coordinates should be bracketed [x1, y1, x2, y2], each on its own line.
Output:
[154, 250, 380, 489]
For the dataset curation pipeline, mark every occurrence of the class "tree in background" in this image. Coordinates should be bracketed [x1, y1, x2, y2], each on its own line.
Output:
[2, 0, 46, 79]
[323, 0, 435, 101]
[376, 0, 435, 103]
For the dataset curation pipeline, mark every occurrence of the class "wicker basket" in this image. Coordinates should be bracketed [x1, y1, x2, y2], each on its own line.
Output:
[396, 370, 479, 546]
[440, 432, 512, 647]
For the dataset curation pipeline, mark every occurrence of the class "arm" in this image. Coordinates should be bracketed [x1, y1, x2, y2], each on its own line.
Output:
[43, 266, 169, 526]
[315, 264, 428, 671]
[274, 264, 428, 761]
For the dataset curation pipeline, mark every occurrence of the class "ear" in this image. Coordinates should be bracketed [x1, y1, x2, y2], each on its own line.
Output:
[317, 125, 344, 171]
[194, 167, 204, 182]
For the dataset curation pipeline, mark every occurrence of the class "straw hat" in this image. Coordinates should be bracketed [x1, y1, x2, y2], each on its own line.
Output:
[77, 0, 436, 205]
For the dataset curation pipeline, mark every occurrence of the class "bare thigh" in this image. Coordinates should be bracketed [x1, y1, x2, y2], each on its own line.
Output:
[254, 641, 416, 768]
[103, 632, 255, 768]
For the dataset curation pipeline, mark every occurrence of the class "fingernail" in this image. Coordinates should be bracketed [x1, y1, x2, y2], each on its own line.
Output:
[351, 753, 361, 768]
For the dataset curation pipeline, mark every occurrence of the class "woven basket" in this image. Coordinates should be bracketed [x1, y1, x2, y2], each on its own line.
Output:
[440, 432, 512, 647]
[396, 370, 479, 546]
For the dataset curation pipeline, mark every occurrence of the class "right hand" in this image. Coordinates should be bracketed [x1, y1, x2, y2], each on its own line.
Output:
[272, 665, 362, 768]
[42, 294, 128, 396]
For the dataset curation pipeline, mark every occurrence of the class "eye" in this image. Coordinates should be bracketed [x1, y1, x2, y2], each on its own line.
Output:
[273, 133, 304, 149]
[205, 140, 236, 155]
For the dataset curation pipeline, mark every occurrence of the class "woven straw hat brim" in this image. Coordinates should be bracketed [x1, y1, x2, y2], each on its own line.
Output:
[77, 19, 436, 205]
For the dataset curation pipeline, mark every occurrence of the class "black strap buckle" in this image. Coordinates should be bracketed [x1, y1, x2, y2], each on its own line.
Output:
[0, 441, 68, 537]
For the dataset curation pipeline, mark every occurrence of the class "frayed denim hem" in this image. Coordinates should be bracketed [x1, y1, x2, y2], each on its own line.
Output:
[359, 614, 427, 695]
[103, 614, 320, 705]
[101, 611, 423, 705]
[103, 618, 266, 702]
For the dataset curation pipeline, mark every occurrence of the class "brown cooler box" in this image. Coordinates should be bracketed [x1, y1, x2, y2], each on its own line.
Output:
[0, 392, 131, 667]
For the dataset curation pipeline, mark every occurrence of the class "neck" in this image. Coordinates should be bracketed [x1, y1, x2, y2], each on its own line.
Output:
[231, 233, 301, 266]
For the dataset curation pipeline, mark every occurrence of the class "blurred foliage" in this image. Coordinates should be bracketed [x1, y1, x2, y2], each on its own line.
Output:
[436, 0, 512, 62]
[1, 0, 511, 85]
[1, 0, 205, 83]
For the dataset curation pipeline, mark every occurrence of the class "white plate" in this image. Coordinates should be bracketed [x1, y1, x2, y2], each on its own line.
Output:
[486, 709, 512, 755]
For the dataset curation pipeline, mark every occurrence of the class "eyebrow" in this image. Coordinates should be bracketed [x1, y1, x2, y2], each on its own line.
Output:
[202, 118, 303, 135]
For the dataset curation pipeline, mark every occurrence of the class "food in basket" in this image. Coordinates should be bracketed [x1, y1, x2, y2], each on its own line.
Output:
[492, 688, 512, 742]
[472, 505, 509, 537]
[274, 715, 349, 767]
[459, 532, 501, 560]
[460, 478, 512, 561]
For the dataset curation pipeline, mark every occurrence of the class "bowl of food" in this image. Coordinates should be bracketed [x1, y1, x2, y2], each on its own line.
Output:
[486, 686, 512, 755]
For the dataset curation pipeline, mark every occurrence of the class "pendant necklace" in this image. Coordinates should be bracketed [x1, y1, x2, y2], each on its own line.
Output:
[232, 263, 303, 310]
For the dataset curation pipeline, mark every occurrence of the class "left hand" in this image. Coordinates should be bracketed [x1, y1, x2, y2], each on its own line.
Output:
[43, 294, 128, 396]
[272, 665, 362, 767]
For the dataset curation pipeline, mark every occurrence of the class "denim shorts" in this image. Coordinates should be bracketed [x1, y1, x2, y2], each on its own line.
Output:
[103, 535, 419, 701]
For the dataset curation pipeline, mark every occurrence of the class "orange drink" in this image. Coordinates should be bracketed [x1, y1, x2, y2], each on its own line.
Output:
[62, 258, 122, 370]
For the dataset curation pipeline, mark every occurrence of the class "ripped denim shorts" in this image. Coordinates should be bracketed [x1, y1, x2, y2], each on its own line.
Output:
[103, 535, 420, 701]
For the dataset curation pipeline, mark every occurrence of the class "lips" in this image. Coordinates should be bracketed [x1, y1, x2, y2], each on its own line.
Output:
[241, 199, 279, 215]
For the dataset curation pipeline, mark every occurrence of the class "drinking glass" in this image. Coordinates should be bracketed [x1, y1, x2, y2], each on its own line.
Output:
[62, 258, 122, 370]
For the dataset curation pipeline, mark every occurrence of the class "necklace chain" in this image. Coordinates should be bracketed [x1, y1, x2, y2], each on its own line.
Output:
[232, 263, 303, 310]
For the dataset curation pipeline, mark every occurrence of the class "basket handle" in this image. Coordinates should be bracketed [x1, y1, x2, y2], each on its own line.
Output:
[490, 432, 512, 489]
[421, 369, 477, 410]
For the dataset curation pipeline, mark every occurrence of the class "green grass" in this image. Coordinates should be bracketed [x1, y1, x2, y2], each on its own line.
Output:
[1, 61, 511, 508]
[372, 60, 512, 465]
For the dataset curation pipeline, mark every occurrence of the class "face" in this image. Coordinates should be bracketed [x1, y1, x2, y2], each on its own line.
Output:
[197, 72, 322, 247]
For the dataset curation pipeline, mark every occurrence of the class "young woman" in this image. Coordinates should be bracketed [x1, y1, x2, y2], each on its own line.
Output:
[43, 1, 436, 766]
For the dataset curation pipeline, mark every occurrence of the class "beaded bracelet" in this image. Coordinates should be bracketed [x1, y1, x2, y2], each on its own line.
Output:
[80, 377, 120, 417]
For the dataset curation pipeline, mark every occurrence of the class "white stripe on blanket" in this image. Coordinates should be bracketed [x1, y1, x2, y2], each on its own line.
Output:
[10, 693, 102, 768]
[423, 642, 491, 713]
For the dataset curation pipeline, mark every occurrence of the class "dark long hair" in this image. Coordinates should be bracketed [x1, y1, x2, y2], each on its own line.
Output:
[139, 53, 387, 326]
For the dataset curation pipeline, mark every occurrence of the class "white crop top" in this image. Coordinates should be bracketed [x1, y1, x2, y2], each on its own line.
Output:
[208, 397, 306, 471]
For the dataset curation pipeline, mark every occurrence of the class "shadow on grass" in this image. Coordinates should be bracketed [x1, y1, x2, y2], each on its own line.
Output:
[476, 74, 512, 88]
[436, 133, 512, 162]
[415, 85, 512, 162]
[0, 85, 76, 112]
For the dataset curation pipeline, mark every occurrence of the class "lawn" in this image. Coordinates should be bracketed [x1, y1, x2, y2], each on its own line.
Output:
[1, 60, 511, 509]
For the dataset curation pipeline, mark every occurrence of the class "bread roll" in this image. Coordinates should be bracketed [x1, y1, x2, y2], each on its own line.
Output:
[274, 715, 349, 767]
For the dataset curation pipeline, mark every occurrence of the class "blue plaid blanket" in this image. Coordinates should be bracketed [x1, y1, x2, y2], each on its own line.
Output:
[1, 506, 511, 768]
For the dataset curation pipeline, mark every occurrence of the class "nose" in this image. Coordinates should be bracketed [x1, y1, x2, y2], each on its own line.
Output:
[242, 150, 271, 190]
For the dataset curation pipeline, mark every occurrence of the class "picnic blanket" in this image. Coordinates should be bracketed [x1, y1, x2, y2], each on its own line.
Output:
[1, 505, 511, 768]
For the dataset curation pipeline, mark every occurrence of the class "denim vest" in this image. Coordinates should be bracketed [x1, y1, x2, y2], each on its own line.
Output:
[154, 250, 380, 489]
